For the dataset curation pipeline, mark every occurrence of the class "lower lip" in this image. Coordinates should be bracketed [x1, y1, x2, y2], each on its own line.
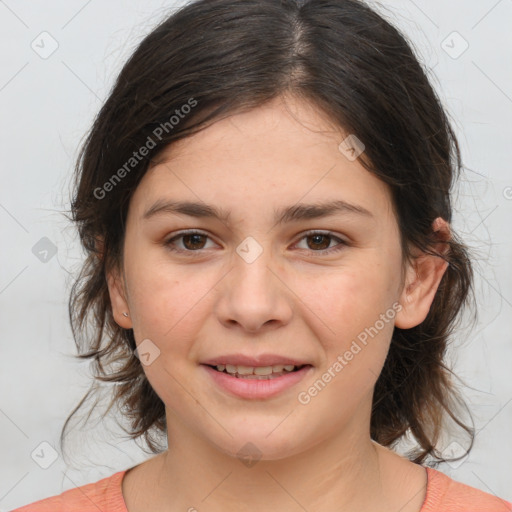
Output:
[201, 364, 313, 400]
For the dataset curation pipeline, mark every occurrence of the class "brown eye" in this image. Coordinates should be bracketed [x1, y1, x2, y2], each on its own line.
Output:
[164, 230, 215, 253]
[295, 231, 347, 254]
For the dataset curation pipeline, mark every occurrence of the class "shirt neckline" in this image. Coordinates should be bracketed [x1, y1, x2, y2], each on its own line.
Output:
[112, 465, 441, 511]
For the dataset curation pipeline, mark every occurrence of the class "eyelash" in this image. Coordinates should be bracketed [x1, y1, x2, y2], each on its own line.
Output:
[163, 229, 347, 256]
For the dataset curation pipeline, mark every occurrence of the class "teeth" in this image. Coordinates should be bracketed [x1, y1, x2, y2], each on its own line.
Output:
[253, 366, 273, 375]
[215, 364, 300, 376]
[238, 365, 256, 375]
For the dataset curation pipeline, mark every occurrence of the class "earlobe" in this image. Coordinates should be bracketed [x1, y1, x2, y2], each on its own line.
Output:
[394, 217, 450, 330]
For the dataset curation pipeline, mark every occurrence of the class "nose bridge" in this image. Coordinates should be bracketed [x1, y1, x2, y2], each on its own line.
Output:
[231, 236, 276, 299]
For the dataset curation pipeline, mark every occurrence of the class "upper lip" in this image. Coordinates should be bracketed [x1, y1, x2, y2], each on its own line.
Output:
[201, 354, 312, 367]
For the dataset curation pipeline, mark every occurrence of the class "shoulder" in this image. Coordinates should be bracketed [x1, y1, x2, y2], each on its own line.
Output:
[423, 467, 512, 512]
[10, 469, 129, 512]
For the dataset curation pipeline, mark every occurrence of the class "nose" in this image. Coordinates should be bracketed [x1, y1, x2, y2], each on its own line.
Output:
[214, 245, 293, 333]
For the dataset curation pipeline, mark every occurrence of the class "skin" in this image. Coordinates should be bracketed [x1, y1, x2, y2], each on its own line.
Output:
[107, 94, 450, 512]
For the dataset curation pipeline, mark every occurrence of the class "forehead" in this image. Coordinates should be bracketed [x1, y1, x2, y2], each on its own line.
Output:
[128, 95, 394, 226]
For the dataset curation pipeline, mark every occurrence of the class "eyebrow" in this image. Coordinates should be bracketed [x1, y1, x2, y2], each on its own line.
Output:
[142, 199, 373, 225]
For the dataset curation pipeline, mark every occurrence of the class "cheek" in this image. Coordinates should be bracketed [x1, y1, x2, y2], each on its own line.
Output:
[293, 265, 392, 337]
[128, 266, 211, 404]
[290, 263, 397, 401]
[127, 261, 214, 353]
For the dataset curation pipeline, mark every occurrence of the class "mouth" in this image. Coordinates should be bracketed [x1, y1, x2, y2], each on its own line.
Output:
[201, 363, 313, 399]
[204, 363, 310, 380]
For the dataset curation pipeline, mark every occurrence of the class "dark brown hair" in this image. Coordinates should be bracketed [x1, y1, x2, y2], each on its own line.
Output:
[62, 0, 476, 465]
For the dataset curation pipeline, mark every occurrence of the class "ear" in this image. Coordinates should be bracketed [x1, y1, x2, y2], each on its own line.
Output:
[95, 234, 132, 329]
[106, 265, 133, 330]
[394, 217, 450, 329]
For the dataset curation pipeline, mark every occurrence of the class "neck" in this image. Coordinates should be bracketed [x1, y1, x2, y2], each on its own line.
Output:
[153, 424, 386, 511]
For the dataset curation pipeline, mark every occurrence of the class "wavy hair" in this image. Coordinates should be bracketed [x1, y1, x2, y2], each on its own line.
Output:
[62, 0, 476, 465]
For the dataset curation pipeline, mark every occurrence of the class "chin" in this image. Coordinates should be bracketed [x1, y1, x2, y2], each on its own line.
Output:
[210, 423, 306, 462]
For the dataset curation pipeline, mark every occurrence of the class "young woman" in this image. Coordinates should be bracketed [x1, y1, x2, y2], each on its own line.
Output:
[14, 0, 511, 510]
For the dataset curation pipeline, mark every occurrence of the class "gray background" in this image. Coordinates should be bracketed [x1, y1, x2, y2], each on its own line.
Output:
[1, 0, 511, 509]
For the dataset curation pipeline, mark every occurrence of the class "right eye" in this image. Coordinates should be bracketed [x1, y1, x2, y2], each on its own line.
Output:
[164, 230, 218, 253]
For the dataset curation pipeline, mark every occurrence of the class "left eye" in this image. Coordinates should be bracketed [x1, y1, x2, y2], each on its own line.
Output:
[164, 230, 346, 254]
[295, 231, 346, 252]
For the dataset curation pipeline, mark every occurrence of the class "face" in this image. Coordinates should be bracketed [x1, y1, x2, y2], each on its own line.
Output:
[107, 94, 441, 461]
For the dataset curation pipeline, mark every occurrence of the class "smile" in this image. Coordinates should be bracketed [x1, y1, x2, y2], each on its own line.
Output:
[201, 363, 313, 399]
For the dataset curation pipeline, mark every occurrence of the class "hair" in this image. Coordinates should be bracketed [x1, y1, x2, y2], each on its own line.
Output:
[62, 0, 477, 466]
